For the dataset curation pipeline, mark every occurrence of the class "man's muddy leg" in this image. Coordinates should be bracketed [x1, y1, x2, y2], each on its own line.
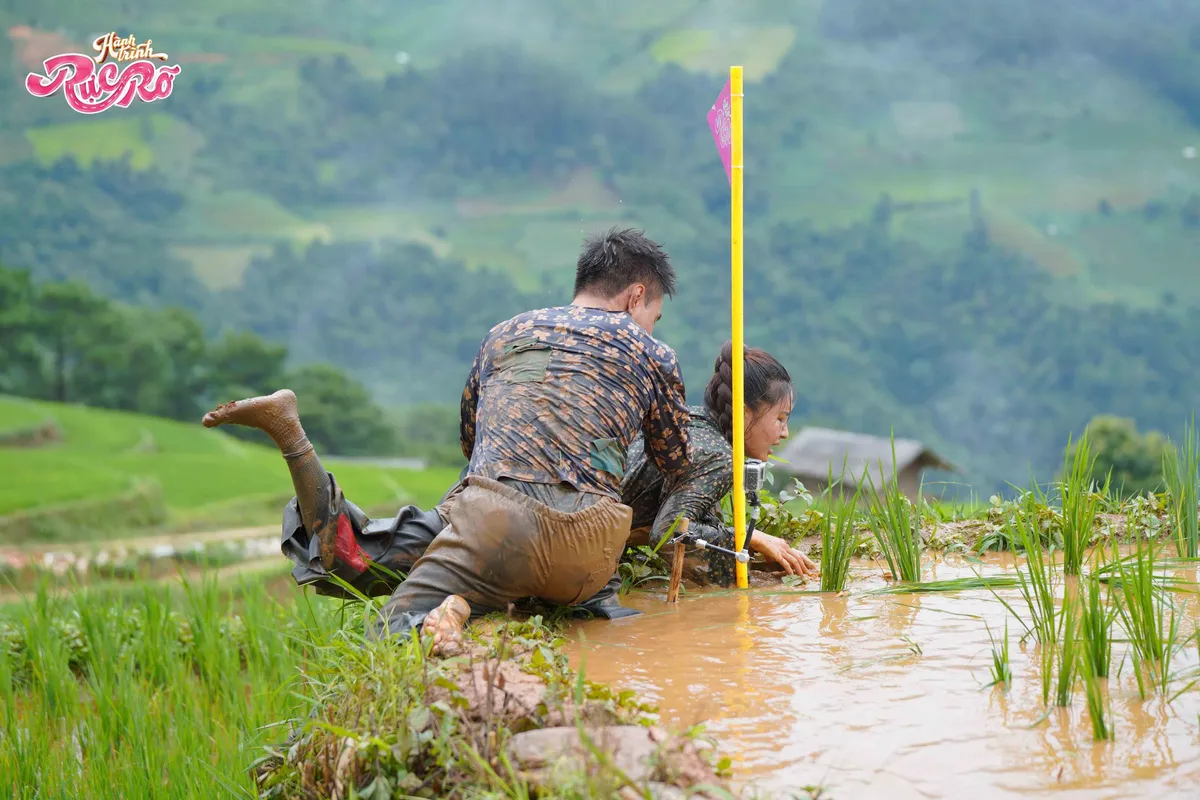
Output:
[572, 573, 642, 620]
[202, 389, 341, 569]
[370, 511, 521, 655]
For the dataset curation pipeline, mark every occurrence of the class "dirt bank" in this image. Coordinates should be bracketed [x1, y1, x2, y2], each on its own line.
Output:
[254, 614, 733, 798]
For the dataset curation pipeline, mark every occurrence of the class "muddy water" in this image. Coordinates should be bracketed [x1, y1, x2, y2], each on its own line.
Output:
[565, 555, 1200, 799]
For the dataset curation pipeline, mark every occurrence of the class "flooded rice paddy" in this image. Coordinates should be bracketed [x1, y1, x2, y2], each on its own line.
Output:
[566, 554, 1200, 799]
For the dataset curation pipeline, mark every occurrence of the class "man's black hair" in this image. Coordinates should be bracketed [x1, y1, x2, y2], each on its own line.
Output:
[573, 227, 677, 300]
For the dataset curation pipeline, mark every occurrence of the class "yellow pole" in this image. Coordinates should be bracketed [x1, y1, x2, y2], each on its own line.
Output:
[729, 65, 747, 589]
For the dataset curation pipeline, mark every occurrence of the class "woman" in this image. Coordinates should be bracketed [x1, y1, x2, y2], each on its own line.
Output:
[620, 341, 818, 586]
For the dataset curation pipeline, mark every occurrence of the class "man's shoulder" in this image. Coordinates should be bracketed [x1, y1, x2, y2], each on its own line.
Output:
[610, 320, 681, 373]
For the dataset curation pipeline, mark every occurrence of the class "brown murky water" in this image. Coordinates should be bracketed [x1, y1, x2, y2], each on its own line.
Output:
[565, 555, 1200, 799]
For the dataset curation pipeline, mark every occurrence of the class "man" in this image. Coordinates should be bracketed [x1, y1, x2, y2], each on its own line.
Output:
[201, 227, 691, 653]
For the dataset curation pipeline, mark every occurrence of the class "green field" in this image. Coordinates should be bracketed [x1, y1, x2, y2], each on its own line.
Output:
[0, 395, 458, 526]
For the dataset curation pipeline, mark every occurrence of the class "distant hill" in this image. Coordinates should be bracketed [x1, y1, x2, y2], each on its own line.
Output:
[2, 0, 1199, 493]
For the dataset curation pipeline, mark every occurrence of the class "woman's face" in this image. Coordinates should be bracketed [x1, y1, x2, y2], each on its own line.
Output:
[744, 390, 792, 461]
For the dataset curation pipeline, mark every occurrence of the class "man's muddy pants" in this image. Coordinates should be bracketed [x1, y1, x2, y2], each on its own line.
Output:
[280, 474, 638, 636]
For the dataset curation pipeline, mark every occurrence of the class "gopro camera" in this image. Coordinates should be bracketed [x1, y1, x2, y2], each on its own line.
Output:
[744, 458, 767, 494]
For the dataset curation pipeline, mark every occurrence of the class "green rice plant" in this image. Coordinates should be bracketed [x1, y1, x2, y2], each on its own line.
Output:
[1078, 574, 1115, 741]
[1109, 537, 1183, 697]
[863, 437, 924, 583]
[1038, 630, 1055, 707]
[1078, 643, 1113, 741]
[0, 576, 326, 797]
[1078, 570, 1116, 679]
[985, 500, 1059, 646]
[1162, 417, 1200, 559]
[862, 576, 1019, 595]
[983, 620, 1012, 690]
[1053, 585, 1079, 707]
[1, 573, 718, 798]
[1059, 431, 1103, 575]
[819, 464, 864, 593]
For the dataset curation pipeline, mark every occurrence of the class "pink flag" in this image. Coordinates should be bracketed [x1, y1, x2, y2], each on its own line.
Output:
[706, 79, 733, 184]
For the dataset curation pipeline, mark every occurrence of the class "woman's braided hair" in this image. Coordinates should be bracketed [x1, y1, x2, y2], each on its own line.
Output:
[703, 340, 793, 443]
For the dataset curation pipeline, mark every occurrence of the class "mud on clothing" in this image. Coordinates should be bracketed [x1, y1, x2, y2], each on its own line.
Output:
[459, 305, 692, 498]
[619, 405, 739, 587]
[283, 305, 692, 633]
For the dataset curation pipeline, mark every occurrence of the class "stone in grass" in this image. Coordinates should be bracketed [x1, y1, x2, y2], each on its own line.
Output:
[506, 725, 727, 798]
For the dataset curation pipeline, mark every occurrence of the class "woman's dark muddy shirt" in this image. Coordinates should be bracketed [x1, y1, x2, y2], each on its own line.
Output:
[620, 405, 738, 585]
[459, 305, 692, 502]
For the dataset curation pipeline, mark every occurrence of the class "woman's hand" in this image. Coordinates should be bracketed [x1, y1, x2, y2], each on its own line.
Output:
[749, 530, 819, 577]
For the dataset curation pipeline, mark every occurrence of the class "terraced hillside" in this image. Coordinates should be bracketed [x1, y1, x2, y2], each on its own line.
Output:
[0, 395, 458, 542]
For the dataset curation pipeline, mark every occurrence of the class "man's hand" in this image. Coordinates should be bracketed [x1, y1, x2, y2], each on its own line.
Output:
[749, 530, 819, 577]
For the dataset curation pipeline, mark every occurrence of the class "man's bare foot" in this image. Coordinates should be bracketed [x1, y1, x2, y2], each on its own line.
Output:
[422, 595, 471, 657]
[202, 389, 308, 453]
[204, 389, 339, 568]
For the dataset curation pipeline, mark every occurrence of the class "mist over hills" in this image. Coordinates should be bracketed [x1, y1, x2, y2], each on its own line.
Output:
[2, 0, 1199, 493]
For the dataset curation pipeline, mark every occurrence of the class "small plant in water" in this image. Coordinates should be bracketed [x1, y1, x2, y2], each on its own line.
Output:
[819, 465, 864, 593]
[1109, 537, 1183, 698]
[1059, 431, 1103, 575]
[987, 497, 1059, 647]
[1078, 569, 1115, 680]
[1053, 586, 1079, 708]
[864, 436, 924, 583]
[1078, 573, 1115, 741]
[984, 620, 1012, 690]
[1162, 417, 1200, 559]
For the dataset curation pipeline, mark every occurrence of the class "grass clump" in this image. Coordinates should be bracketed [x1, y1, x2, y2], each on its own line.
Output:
[1078, 571, 1116, 680]
[989, 503, 1059, 647]
[0, 577, 323, 796]
[1109, 538, 1184, 698]
[256, 601, 730, 799]
[1162, 417, 1200, 559]
[984, 620, 1012, 690]
[1, 575, 730, 799]
[864, 439, 925, 583]
[1053, 587, 1079, 708]
[1078, 572, 1115, 741]
[819, 466, 864, 593]
[1059, 431, 1104, 575]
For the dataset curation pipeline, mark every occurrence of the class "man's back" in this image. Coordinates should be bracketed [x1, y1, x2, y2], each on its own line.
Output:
[459, 305, 690, 500]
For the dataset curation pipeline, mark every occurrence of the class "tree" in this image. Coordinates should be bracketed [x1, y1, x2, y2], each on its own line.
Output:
[390, 404, 466, 468]
[30, 281, 111, 403]
[284, 363, 397, 456]
[206, 330, 288, 402]
[1071, 415, 1174, 498]
[0, 264, 40, 395]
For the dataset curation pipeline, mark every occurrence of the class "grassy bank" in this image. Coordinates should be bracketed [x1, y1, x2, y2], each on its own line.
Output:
[0, 576, 733, 798]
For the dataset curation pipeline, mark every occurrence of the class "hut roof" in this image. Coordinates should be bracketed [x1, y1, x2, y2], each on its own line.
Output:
[774, 427, 957, 488]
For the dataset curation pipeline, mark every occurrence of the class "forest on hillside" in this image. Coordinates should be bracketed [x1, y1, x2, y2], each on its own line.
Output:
[2, 0, 1200, 493]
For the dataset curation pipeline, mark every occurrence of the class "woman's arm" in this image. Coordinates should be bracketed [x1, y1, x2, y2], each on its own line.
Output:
[650, 455, 816, 577]
[647, 453, 733, 550]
